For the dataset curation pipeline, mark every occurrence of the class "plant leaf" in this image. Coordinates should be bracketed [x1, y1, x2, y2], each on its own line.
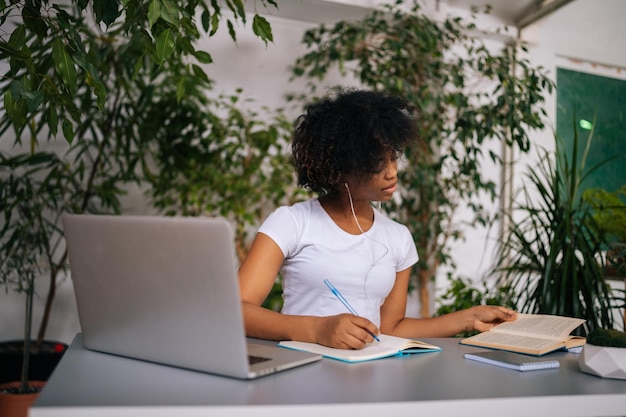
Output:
[159, 0, 179, 26]
[252, 14, 273, 45]
[155, 29, 176, 65]
[93, 0, 119, 27]
[148, 0, 161, 27]
[61, 118, 74, 144]
[52, 38, 77, 95]
[193, 50, 213, 64]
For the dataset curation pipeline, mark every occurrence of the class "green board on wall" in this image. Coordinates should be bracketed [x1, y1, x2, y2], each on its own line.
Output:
[556, 67, 626, 194]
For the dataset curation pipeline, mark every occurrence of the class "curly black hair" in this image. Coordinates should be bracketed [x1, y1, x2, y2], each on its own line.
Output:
[292, 88, 418, 195]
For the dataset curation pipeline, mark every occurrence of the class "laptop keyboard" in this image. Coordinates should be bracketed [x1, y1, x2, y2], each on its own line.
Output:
[248, 355, 271, 365]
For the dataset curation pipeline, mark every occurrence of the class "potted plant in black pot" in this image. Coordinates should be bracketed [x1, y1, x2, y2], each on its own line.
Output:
[0, 162, 69, 415]
[0, 0, 276, 414]
[0, 154, 72, 388]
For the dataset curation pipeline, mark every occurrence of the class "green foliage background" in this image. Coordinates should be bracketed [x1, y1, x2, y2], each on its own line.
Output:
[288, 0, 553, 316]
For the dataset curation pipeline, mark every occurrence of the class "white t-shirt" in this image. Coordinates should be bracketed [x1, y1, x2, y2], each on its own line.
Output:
[258, 199, 418, 327]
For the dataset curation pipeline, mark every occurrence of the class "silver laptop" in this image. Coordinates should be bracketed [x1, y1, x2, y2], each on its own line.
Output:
[63, 214, 321, 379]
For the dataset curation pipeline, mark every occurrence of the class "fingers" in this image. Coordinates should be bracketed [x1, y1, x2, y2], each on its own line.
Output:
[338, 316, 379, 349]
[481, 306, 517, 321]
[318, 314, 380, 349]
[349, 315, 381, 344]
[499, 307, 518, 321]
[490, 306, 517, 323]
[472, 306, 518, 332]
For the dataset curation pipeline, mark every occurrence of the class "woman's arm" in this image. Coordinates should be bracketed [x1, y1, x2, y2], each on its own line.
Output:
[379, 268, 517, 338]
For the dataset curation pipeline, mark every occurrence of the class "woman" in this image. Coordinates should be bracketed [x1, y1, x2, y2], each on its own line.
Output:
[239, 89, 516, 349]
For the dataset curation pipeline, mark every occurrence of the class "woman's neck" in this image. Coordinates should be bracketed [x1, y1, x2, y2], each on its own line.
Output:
[319, 192, 374, 235]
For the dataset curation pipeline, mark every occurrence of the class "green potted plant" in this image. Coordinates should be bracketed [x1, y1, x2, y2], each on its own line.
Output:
[0, 0, 276, 410]
[579, 328, 626, 380]
[0, 153, 73, 391]
[0, 166, 65, 414]
[494, 120, 626, 332]
[288, 0, 553, 316]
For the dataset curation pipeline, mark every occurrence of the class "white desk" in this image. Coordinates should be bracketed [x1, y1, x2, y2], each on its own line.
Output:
[32, 334, 626, 417]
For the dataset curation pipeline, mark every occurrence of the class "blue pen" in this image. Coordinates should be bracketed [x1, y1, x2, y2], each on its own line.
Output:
[323, 279, 381, 342]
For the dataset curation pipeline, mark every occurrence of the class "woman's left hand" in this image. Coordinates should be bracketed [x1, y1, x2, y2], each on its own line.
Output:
[469, 306, 517, 333]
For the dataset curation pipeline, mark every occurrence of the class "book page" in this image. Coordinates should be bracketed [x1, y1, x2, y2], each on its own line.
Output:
[489, 314, 585, 340]
[279, 336, 404, 362]
[279, 335, 440, 362]
[466, 331, 558, 351]
[383, 334, 440, 351]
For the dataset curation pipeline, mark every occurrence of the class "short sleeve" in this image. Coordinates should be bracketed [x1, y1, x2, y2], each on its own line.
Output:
[396, 224, 418, 272]
[257, 205, 308, 258]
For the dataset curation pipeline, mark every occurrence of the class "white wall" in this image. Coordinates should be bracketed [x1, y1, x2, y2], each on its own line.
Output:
[2, 0, 625, 343]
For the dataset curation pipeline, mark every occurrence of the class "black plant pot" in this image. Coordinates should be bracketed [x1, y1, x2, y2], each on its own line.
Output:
[0, 340, 68, 384]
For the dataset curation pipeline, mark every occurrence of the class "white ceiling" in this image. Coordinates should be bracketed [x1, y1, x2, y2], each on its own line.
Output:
[258, 0, 577, 29]
[257, 0, 374, 24]
[446, 0, 576, 28]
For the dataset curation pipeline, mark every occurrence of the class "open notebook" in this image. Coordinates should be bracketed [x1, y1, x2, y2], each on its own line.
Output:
[279, 334, 441, 362]
[63, 214, 321, 379]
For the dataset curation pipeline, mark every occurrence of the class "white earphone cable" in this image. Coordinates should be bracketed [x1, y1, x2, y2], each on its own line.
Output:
[344, 183, 390, 318]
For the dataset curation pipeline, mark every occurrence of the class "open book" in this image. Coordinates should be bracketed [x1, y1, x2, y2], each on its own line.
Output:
[278, 334, 441, 363]
[460, 313, 586, 356]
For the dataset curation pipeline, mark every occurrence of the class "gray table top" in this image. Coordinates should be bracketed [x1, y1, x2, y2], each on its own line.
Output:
[32, 333, 626, 417]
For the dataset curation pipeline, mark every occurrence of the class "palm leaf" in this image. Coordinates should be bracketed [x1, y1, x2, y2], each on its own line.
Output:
[495, 119, 625, 332]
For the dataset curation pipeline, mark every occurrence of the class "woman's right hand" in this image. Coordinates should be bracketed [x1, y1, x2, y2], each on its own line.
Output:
[314, 314, 380, 349]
